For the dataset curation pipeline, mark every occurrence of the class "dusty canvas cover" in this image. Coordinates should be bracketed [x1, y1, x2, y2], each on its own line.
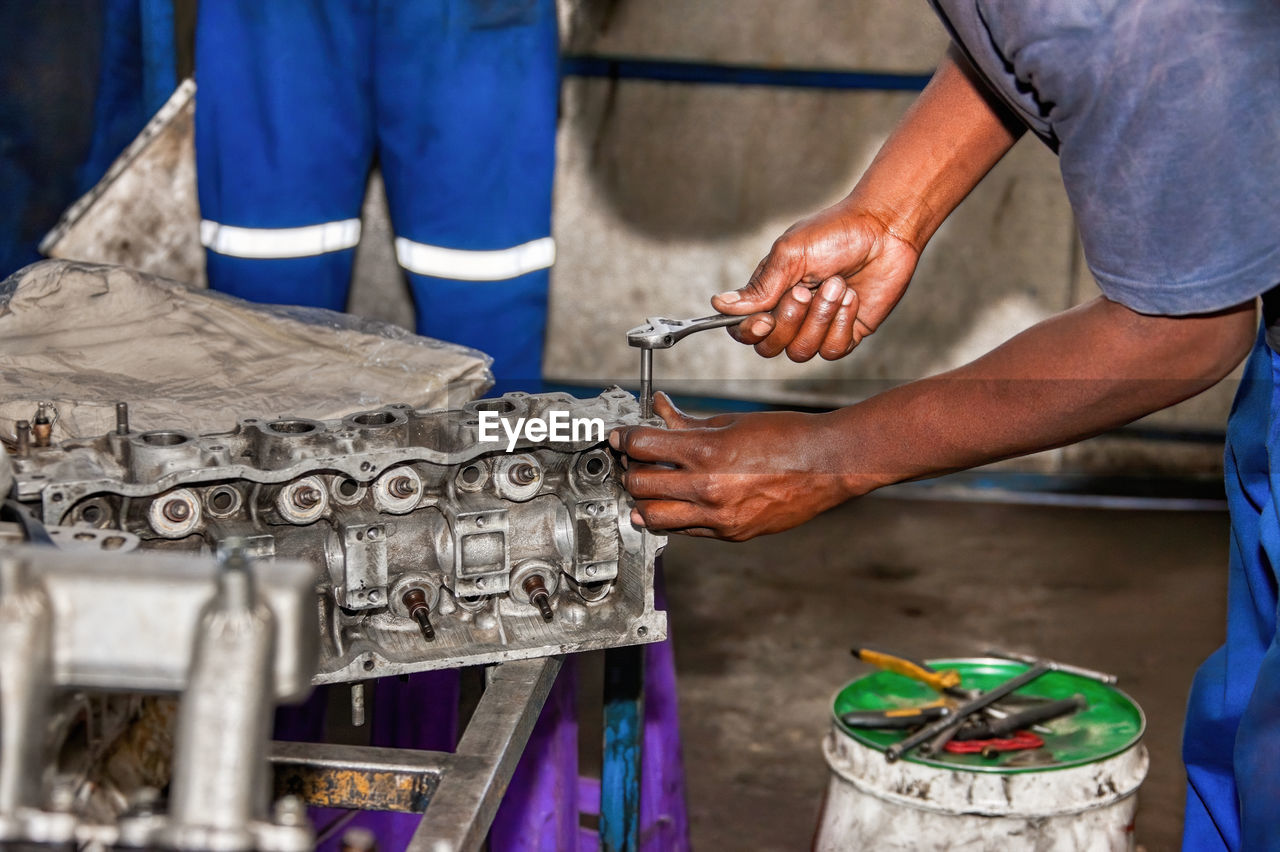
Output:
[40, 80, 207, 288]
[0, 260, 492, 441]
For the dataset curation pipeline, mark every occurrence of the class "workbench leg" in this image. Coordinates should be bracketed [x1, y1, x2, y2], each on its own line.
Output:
[600, 644, 644, 852]
[640, 570, 690, 851]
[489, 657, 579, 851]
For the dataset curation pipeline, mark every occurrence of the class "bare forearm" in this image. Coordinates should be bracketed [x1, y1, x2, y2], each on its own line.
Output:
[849, 46, 1025, 250]
[828, 297, 1257, 493]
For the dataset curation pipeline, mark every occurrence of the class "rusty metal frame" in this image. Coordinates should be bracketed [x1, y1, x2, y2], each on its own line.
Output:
[270, 655, 562, 852]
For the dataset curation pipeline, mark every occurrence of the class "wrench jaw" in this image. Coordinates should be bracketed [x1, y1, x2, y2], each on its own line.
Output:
[626, 318, 683, 350]
[626, 313, 747, 417]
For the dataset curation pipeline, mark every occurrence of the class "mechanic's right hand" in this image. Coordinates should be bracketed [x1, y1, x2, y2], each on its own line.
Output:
[712, 200, 922, 362]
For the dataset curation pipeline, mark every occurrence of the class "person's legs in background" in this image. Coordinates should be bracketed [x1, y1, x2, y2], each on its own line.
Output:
[375, 0, 558, 396]
[195, 0, 374, 310]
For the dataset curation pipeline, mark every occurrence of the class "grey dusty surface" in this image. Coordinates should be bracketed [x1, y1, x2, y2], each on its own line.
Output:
[660, 494, 1227, 852]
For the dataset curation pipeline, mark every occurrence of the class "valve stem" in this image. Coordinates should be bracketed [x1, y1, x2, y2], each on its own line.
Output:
[32, 402, 55, 447]
[292, 485, 322, 510]
[388, 475, 418, 499]
[509, 462, 538, 486]
[523, 574, 554, 622]
[401, 588, 436, 642]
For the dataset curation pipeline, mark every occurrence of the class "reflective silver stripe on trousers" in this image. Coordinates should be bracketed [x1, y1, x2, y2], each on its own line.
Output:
[394, 236, 556, 281]
[200, 219, 363, 258]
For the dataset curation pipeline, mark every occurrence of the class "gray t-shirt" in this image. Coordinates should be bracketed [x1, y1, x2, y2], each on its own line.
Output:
[929, 0, 1279, 315]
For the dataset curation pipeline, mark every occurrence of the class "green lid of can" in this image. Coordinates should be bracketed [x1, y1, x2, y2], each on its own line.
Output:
[832, 658, 1145, 774]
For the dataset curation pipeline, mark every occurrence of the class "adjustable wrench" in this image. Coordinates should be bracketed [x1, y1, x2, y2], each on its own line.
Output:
[626, 314, 746, 417]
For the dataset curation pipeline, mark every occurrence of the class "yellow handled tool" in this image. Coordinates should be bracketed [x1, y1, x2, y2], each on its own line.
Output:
[851, 647, 962, 692]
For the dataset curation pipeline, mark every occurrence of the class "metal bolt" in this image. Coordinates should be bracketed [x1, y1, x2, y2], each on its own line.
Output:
[388, 475, 418, 499]
[522, 574, 554, 622]
[341, 827, 377, 852]
[509, 462, 538, 486]
[115, 401, 130, 435]
[162, 499, 192, 523]
[402, 587, 436, 642]
[292, 485, 321, 510]
[351, 682, 366, 727]
[48, 781, 76, 813]
[15, 420, 29, 456]
[273, 795, 307, 827]
[125, 786, 161, 818]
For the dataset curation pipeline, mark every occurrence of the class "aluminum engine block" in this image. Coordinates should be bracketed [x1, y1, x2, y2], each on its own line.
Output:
[11, 388, 666, 683]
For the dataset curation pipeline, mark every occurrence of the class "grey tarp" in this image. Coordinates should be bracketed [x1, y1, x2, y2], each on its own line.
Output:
[0, 260, 492, 441]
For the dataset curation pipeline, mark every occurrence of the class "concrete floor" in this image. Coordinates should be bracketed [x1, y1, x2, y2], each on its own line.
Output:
[659, 493, 1229, 852]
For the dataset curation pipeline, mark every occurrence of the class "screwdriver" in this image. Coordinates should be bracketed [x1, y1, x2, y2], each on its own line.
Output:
[840, 701, 950, 730]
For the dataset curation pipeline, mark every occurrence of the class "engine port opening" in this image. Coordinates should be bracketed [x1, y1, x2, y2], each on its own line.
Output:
[268, 420, 319, 435]
[352, 411, 396, 426]
[209, 489, 237, 513]
[140, 431, 188, 446]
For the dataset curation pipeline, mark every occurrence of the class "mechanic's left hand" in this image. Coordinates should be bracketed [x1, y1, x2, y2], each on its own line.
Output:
[609, 393, 856, 540]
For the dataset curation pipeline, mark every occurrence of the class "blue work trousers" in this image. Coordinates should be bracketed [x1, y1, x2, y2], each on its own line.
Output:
[194, 0, 558, 388]
[1184, 326, 1280, 850]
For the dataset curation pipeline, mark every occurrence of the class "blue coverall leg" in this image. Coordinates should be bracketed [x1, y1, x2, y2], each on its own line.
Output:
[196, 0, 556, 392]
[375, 0, 558, 392]
[194, 0, 375, 311]
[1183, 325, 1280, 851]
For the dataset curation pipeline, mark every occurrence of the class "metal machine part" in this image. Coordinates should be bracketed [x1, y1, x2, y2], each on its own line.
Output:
[626, 313, 745, 417]
[0, 544, 317, 851]
[11, 388, 668, 685]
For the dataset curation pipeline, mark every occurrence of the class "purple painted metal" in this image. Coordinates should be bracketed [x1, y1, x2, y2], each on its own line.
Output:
[371, 670, 461, 752]
[489, 657, 580, 851]
[274, 684, 330, 743]
[640, 565, 691, 851]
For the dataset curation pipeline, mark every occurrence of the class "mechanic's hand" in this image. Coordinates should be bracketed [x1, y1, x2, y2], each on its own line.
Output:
[713, 201, 921, 362]
[610, 393, 854, 541]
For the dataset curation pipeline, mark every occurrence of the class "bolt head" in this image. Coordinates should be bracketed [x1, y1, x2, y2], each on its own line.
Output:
[274, 795, 307, 826]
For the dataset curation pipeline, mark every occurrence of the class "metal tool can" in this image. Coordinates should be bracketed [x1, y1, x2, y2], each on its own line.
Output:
[814, 658, 1148, 851]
